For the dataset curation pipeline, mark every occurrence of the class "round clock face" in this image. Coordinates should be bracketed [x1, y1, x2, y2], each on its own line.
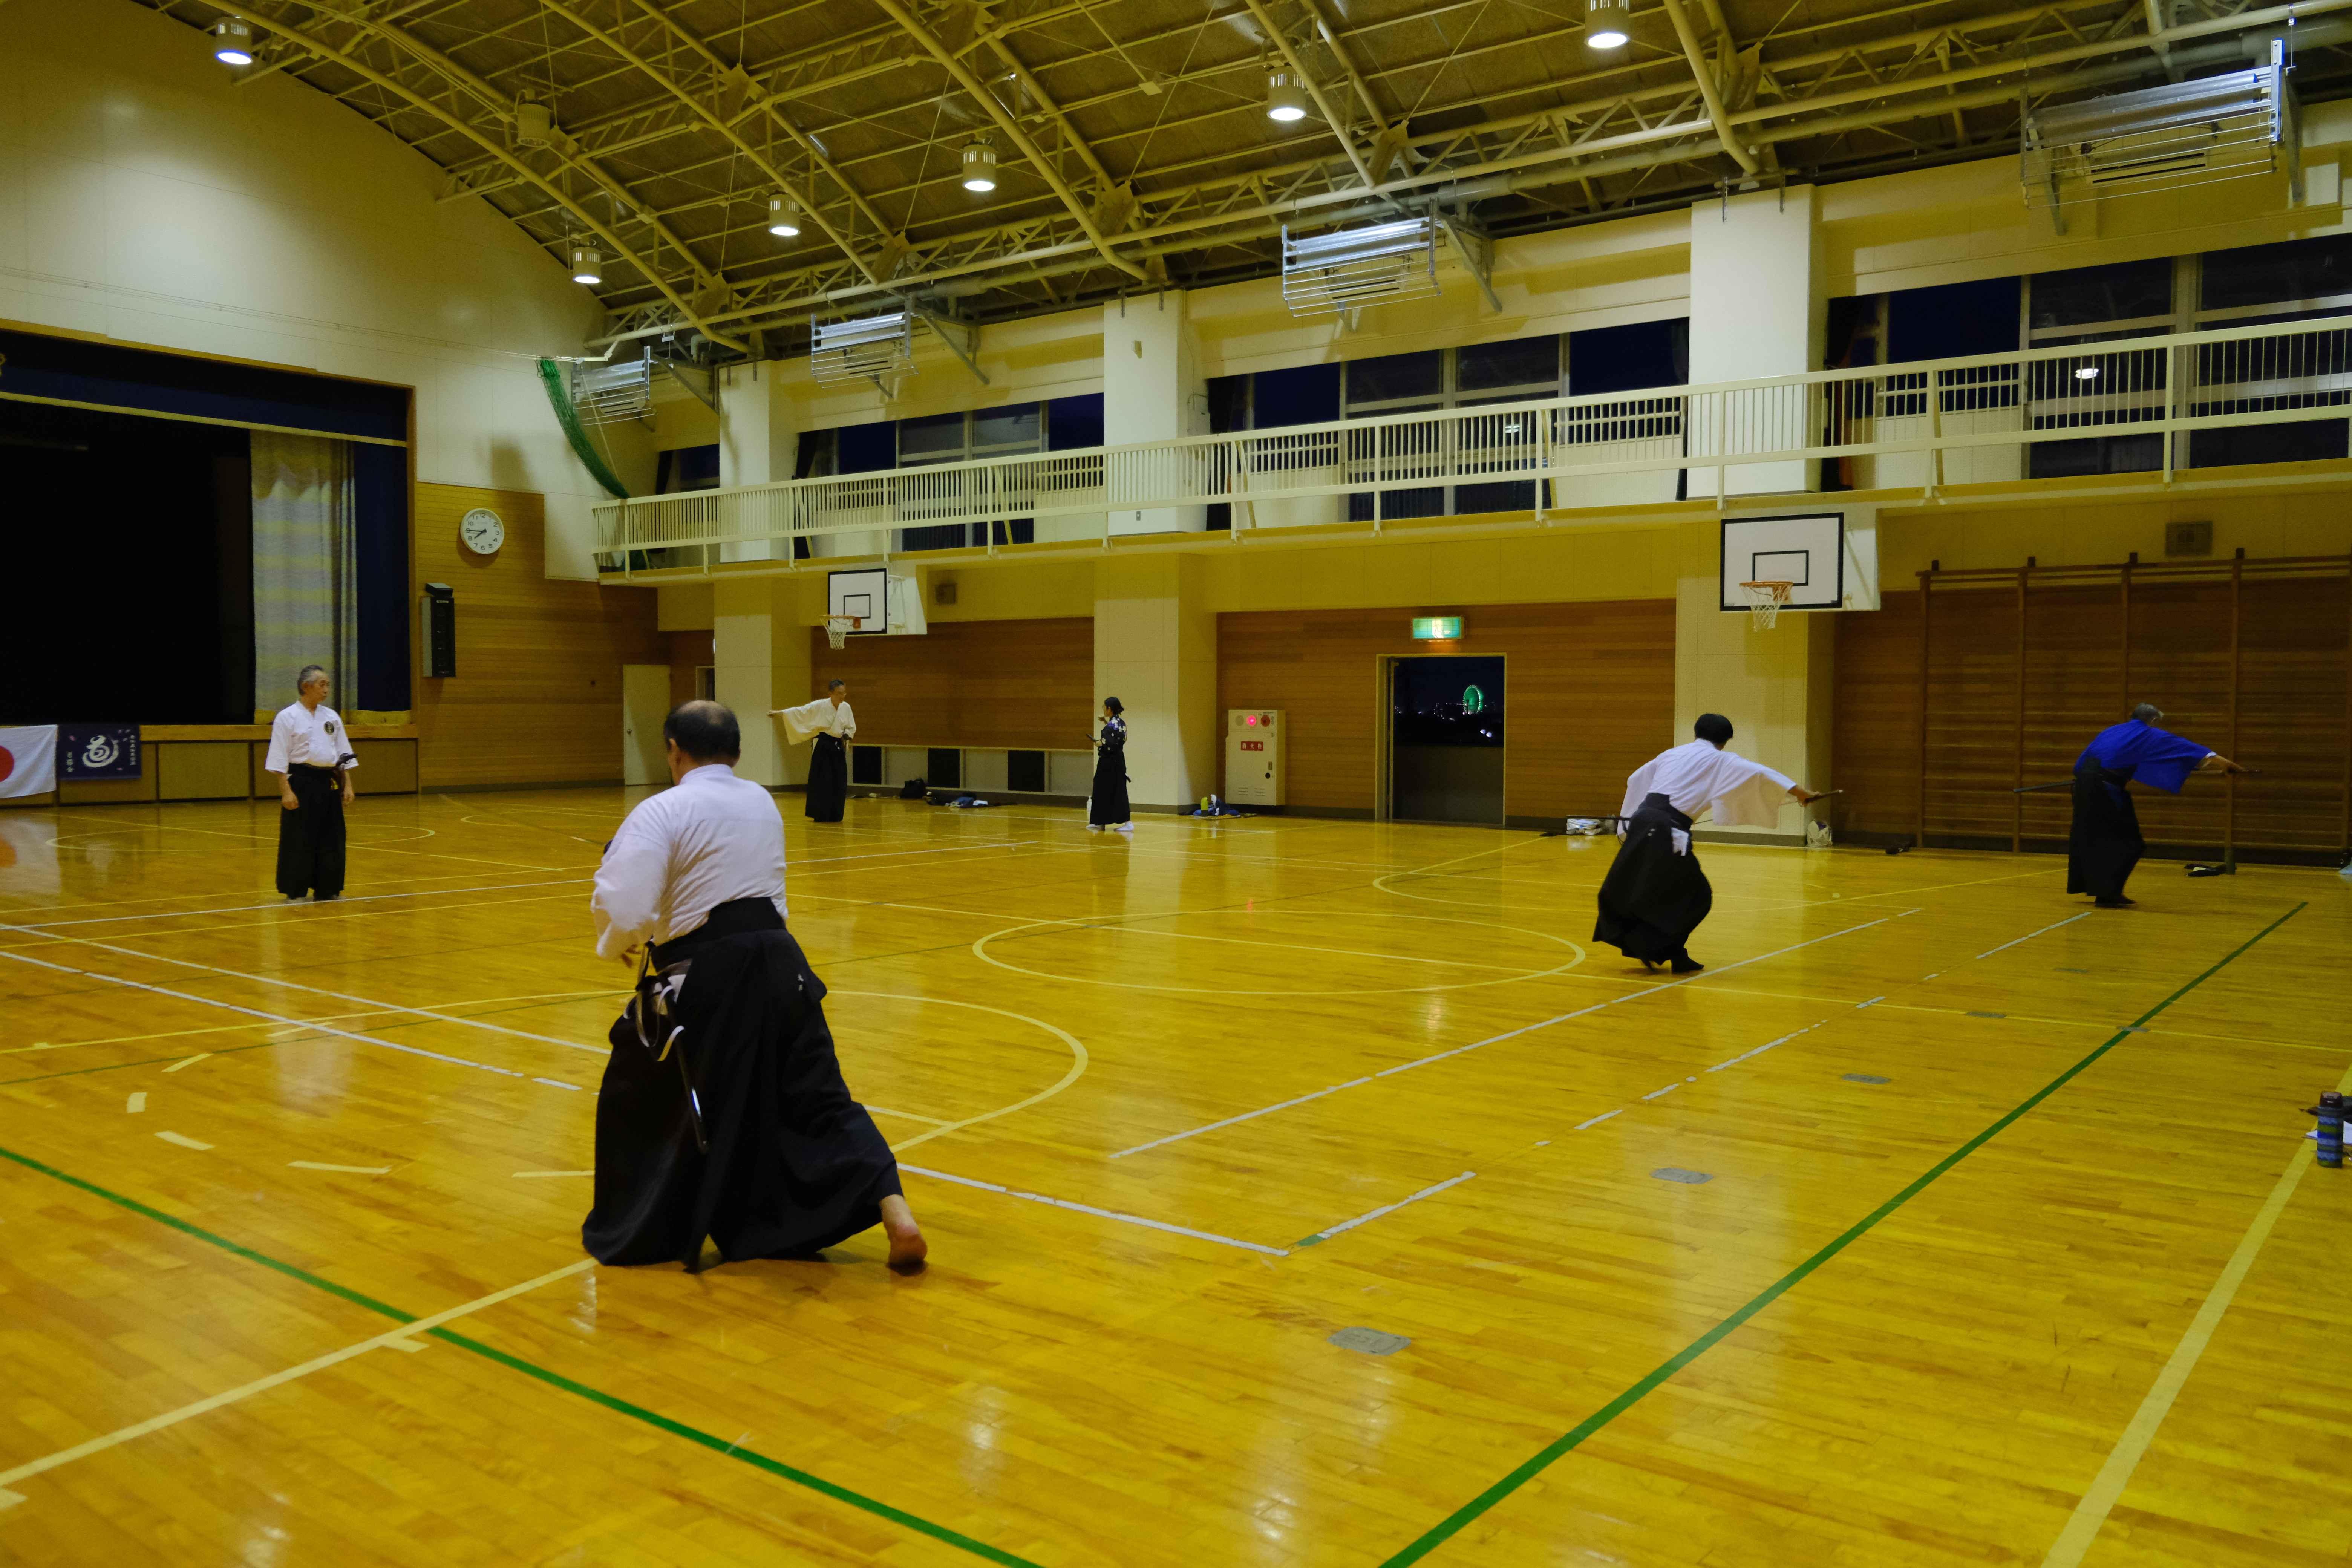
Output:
[460, 507, 505, 555]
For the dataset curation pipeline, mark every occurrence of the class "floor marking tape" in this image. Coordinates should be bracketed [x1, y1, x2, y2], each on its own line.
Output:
[0, 1259, 592, 1499]
[532, 1077, 585, 1091]
[1639, 1083, 1679, 1101]
[1375, 901, 2307, 1568]
[2037, 1047, 2352, 1568]
[513, 1170, 593, 1178]
[900, 1164, 1288, 1257]
[162, 1053, 211, 1073]
[1705, 1020, 1830, 1073]
[154, 1132, 213, 1151]
[288, 1161, 393, 1175]
[1976, 910, 2092, 960]
[124, 1093, 145, 1114]
[1574, 1109, 1622, 1131]
[0, 948, 533, 1084]
[0, 922, 607, 1057]
[1295, 1171, 1477, 1248]
[1109, 914, 1904, 1160]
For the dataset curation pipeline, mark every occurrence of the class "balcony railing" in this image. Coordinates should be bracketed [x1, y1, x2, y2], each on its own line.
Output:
[595, 314, 2352, 570]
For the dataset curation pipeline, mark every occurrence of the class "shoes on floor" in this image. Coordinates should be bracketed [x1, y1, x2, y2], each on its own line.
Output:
[1670, 957, 1705, 975]
[2093, 896, 2135, 908]
[1113, 822, 1134, 833]
[1087, 825, 1103, 833]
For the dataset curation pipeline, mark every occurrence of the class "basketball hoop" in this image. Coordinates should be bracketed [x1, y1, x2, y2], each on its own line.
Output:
[1740, 581, 1793, 631]
[823, 614, 862, 650]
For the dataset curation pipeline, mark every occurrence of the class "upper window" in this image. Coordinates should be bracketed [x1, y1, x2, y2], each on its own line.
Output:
[2199, 234, 2352, 315]
[2028, 259, 2173, 334]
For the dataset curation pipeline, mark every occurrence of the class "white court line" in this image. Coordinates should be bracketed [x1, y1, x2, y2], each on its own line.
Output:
[288, 1161, 392, 1175]
[1705, 1020, 1831, 1073]
[513, 1170, 592, 1179]
[124, 1093, 145, 1114]
[0, 1258, 593, 1510]
[1299, 1171, 1477, 1245]
[163, 1053, 210, 1073]
[1109, 913, 1912, 1160]
[1639, 1082, 1681, 1101]
[0, 921, 607, 1057]
[900, 1164, 1288, 1257]
[1574, 1109, 1622, 1131]
[1977, 910, 2092, 960]
[0, 949, 534, 1084]
[155, 1132, 213, 1151]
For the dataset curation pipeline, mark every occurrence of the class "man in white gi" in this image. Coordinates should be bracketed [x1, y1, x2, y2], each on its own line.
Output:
[1594, 713, 1823, 974]
[264, 664, 357, 900]
[586, 699, 925, 1274]
[774, 679, 855, 822]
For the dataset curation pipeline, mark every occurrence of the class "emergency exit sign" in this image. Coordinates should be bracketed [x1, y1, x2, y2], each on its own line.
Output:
[1412, 616, 1462, 640]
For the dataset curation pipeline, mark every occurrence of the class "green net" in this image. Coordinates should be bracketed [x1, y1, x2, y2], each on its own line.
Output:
[535, 357, 630, 500]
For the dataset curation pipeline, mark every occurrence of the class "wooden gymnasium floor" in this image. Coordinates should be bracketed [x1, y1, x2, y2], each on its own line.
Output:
[1, 790, 2347, 1567]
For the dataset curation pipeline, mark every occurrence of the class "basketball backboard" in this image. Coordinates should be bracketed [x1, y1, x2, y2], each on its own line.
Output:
[1718, 509, 1880, 614]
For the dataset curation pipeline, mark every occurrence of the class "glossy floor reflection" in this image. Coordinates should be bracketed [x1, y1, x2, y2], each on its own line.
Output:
[0, 792, 2345, 1566]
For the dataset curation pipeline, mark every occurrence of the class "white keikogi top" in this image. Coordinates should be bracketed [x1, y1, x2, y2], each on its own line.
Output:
[264, 703, 357, 772]
[1620, 740, 1797, 853]
[777, 697, 856, 743]
[591, 763, 789, 960]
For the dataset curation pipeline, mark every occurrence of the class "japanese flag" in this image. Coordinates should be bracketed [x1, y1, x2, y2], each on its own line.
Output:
[0, 727, 59, 798]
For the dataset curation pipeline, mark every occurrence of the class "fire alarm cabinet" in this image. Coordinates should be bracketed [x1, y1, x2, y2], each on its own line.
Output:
[1224, 709, 1285, 806]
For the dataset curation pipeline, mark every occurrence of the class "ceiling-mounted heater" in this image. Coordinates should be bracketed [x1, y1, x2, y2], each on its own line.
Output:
[2023, 43, 2298, 211]
[810, 309, 917, 386]
[1280, 216, 1441, 317]
[569, 354, 655, 426]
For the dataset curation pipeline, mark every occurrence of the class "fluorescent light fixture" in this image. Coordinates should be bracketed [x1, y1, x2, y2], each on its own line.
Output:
[212, 18, 254, 64]
[1281, 216, 1443, 316]
[960, 142, 998, 193]
[1266, 72, 1308, 123]
[767, 196, 801, 237]
[2023, 54, 2293, 208]
[2075, 364, 2101, 381]
[1584, 0, 1629, 49]
[570, 247, 602, 286]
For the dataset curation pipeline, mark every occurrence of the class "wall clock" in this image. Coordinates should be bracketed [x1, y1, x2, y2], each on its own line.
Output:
[460, 507, 505, 555]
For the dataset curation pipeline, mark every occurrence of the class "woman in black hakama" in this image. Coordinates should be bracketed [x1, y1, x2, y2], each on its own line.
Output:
[1088, 697, 1131, 831]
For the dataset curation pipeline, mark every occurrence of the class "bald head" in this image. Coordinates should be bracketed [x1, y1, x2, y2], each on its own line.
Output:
[663, 700, 741, 764]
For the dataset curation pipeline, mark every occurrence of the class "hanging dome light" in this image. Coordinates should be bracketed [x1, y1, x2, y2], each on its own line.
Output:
[211, 18, 255, 65]
[1265, 72, 1308, 123]
[570, 247, 603, 286]
[767, 195, 801, 237]
[960, 141, 998, 193]
[514, 99, 555, 148]
[1584, 0, 1630, 49]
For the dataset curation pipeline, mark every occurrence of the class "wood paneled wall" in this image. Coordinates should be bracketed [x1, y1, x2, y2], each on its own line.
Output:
[1834, 563, 2352, 854]
[1216, 602, 1675, 821]
[412, 483, 665, 789]
[808, 618, 1094, 749]
[668, 630, 714, 710]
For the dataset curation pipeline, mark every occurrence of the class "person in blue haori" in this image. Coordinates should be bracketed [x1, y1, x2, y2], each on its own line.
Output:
[2070, 703, 2247, 907]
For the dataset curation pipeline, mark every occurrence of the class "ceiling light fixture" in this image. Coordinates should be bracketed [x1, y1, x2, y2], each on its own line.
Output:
[211, 18, 254, 65]
[1584, 0, 1630, 50]
[767, 196, 801, 237]
[2075, 364, 2102, 381]
[570, 247, 602, 286]
[1265, 72, 1309, 123]
[960, 141, 998, 193]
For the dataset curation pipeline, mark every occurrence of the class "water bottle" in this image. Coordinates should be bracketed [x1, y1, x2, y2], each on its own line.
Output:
[2309, 1091, 2345, 1168]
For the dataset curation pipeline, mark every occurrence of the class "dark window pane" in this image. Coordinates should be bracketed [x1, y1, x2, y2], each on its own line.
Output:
[899, 523, 966, 550]
[2029, 259, 2172, 329]
[973, 403, 1040, 449]
[898, 412, 964, 461]
[928, 749, 962, 788]
[851, 746, 882, 785]
[1205, 376, 1246, 434]
[1568, 319, 1689, 396]
[1346, 350, 1443, 406]
[1888, 277, 2019, 362]
[2189, 417, 2348, 467]
[1006, 750, 1046, 792]
[1455, 479, 1537, 514]
[2200, 234, 2352, 311]
[1252, 362, 1341, 427]
[835, 420, 896, 473]
[1456, 336, 1559, 392]
[1047, 392, 1103, 449]
[2028, 433, 2161, 478]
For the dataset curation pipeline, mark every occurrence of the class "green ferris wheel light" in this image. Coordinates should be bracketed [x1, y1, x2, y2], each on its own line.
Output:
[1462, 685, 1485, 714]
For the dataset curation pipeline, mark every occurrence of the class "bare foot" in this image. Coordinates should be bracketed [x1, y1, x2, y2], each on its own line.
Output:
[880, 1194, 927, 1273]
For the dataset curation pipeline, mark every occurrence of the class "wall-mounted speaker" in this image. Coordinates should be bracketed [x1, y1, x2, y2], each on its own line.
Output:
[421, 583, 456, 678]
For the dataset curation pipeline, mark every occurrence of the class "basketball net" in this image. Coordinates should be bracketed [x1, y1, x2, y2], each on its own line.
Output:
[824, 614, 862, 650]
[1740, 581, 1793, 631]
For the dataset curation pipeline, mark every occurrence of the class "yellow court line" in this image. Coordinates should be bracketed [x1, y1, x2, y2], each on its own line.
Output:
[0, 889, 595, 949]
[0, 861, 570, 920]
[2038, 1060, 2349, 1567]
[0, 1259, 594, 1508]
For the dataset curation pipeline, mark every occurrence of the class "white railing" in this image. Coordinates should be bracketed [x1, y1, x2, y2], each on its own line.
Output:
[596, 314, 2352, 568]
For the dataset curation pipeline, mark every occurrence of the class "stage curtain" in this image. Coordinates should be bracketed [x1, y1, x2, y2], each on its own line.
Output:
[251, 432, 358, 718]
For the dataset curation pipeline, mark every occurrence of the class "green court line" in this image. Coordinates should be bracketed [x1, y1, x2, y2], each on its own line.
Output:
[1378, 900, 2307, 1567]
[0, 1143, 1044, 1568]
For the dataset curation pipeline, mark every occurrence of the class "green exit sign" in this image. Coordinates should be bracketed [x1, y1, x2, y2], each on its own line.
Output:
[1412, 616, 1463, 640]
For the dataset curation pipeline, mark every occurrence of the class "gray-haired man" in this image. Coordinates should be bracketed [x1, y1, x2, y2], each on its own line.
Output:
[264, 665, 356, 900]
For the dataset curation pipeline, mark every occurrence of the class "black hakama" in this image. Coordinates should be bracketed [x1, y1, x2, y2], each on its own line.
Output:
[275, 763, 347, 899]
[805, 733, 847, 822]
[2066, 760, 2142, 902]
[582, 899, 903, 1270]
[1593, 793, 1711, 965]
[1088, 717, 1129, 826]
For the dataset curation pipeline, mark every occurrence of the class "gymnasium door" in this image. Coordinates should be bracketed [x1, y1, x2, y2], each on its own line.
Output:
[1389, 656, 1505, 824]
[622, 664, 669, 786]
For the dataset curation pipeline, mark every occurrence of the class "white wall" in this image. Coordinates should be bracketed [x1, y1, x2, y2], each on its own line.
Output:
[0, 0, 632, 579]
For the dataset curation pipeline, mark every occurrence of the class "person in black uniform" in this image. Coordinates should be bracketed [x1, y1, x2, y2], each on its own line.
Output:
[1088, 697, 1131, 833]
[263, 665, 357, 900]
